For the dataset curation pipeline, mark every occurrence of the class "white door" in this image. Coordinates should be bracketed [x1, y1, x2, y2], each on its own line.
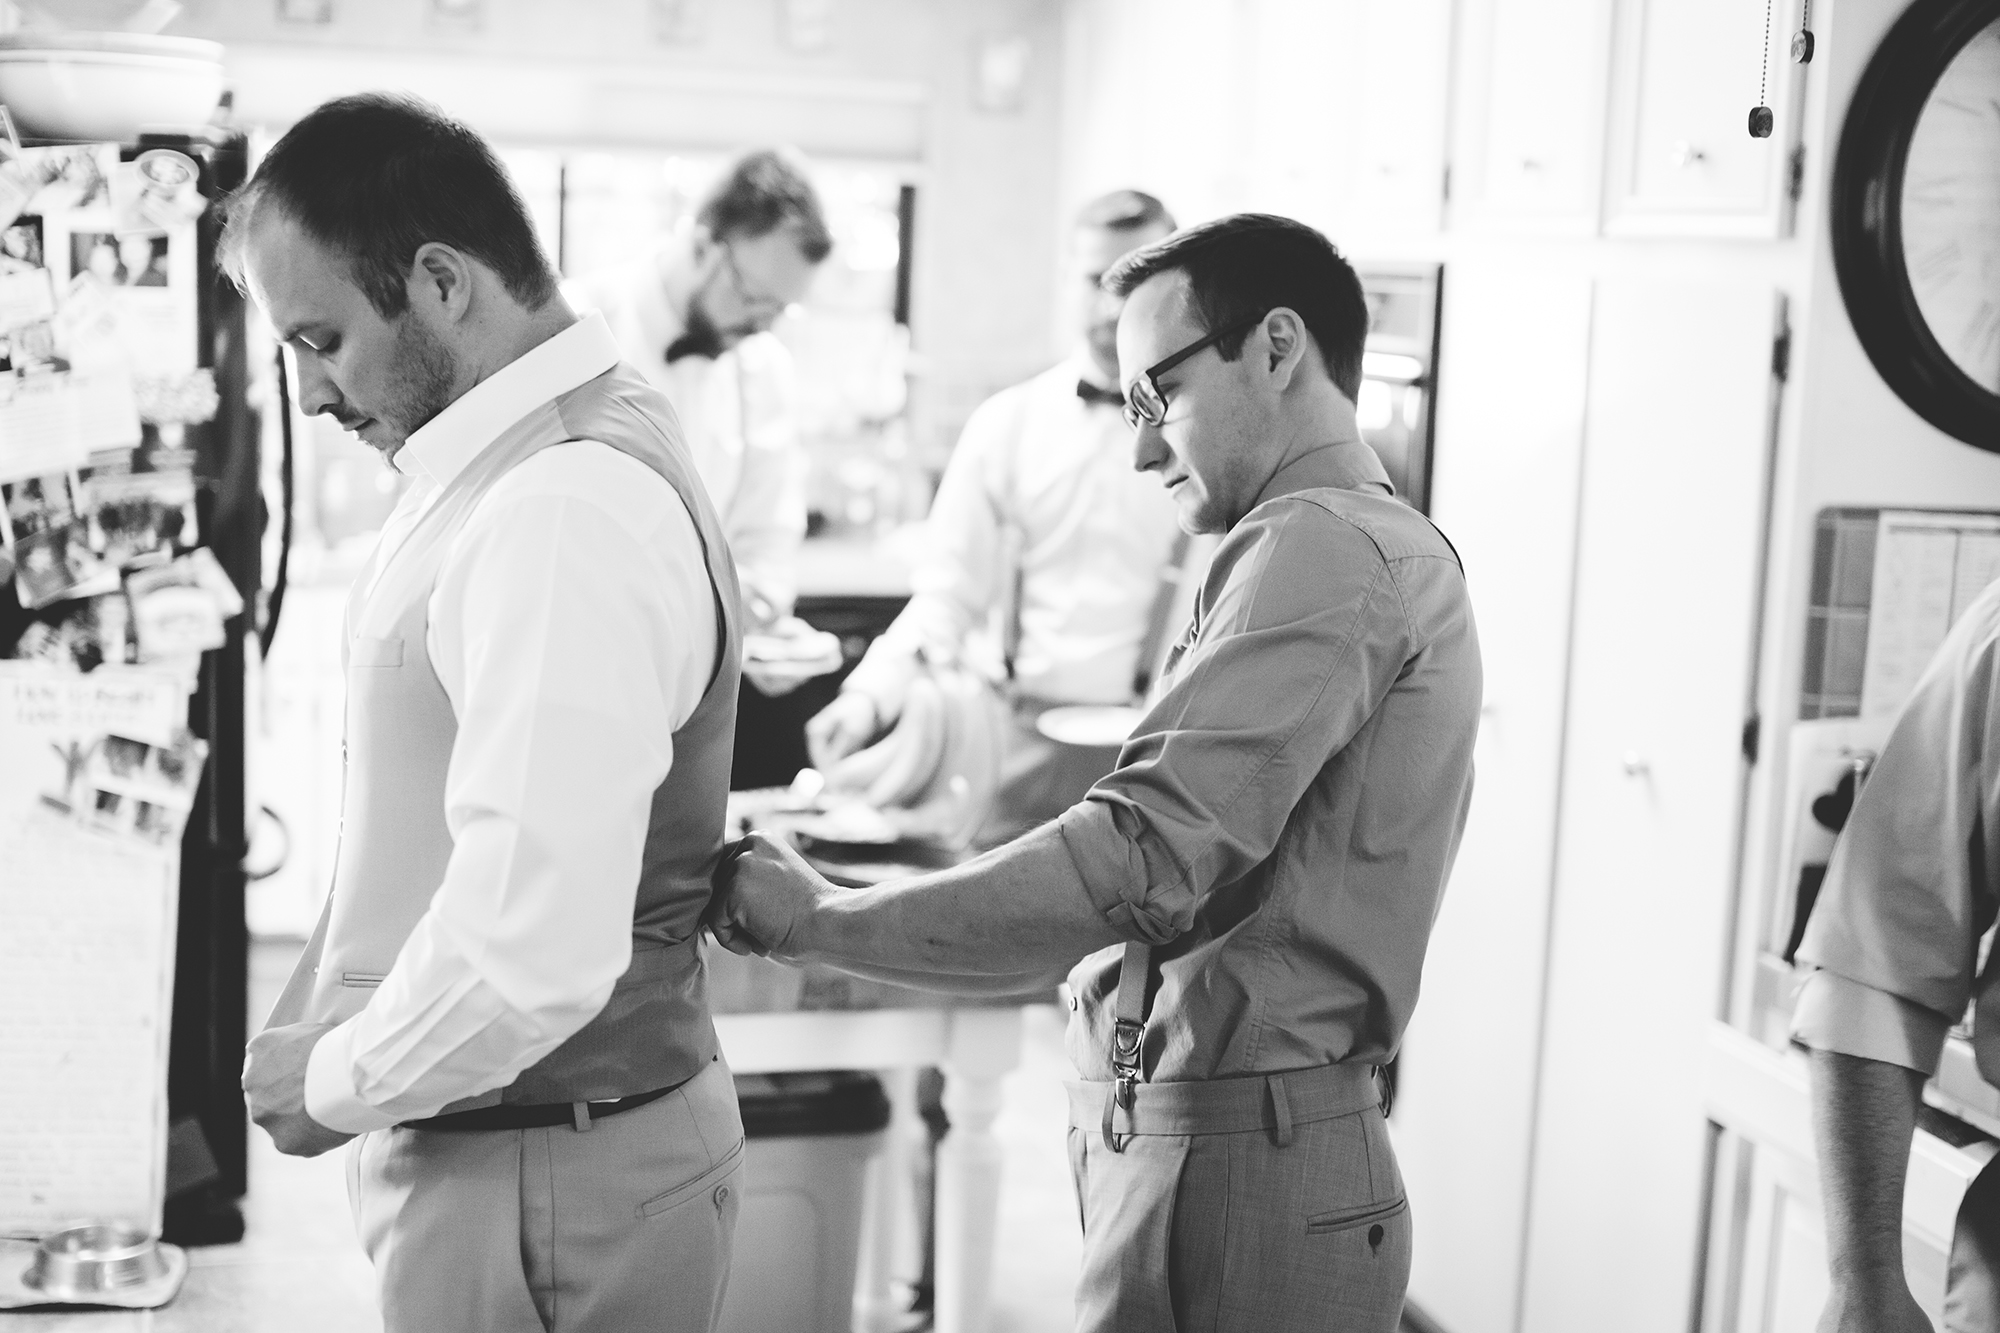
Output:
[1396, 265, 1594, 1333]
[1518, 278, 1785, 1333]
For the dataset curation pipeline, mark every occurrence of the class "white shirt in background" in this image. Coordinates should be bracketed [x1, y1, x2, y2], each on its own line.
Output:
[564, 255, 807, 616]
[843, 353, 1185, 717]
[304, 315, 716, 1132]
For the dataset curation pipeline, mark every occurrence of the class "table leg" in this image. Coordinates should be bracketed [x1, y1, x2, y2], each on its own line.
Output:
[933, 1008, 1025, 1333]
[855, 1067, 925, 1332]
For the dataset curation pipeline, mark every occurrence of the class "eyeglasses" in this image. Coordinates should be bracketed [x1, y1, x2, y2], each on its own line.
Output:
[1121, 315, 1265, 431]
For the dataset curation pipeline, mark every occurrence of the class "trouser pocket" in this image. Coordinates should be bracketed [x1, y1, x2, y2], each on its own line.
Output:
[1306, 1195, 1409, 1236]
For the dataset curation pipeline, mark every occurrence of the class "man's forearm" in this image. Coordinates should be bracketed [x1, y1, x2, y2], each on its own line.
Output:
[818, 957, 1067, 998]
[811, 824, 1127, 977]
[1810, 1048, 1925, 1289]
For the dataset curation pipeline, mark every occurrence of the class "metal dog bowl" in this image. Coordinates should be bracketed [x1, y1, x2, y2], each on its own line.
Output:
[22, 1224, 170, 1301]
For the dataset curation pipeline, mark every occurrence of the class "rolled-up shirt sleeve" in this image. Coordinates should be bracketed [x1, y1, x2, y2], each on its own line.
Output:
[1054, 501, 1412, 943]
[1792, 620, 2000, 1075]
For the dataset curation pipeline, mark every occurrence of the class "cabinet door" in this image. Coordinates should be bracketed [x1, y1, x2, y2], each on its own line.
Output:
[1345, 0, 1453, 241]
[1517, 279, 1785, 1333]
[1397, 267, 1594, 1333]
[1451, 0, 1615, 234]
[1604, 0, 1802, 236]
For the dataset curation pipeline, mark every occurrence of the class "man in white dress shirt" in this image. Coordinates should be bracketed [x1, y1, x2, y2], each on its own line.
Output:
[564, 150, 829, 649]
[229, 95, 746, 1332]
[807, 189, 1184, 845]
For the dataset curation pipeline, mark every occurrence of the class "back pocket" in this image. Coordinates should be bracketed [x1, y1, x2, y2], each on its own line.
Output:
[1306, 1196, 1408, 1235]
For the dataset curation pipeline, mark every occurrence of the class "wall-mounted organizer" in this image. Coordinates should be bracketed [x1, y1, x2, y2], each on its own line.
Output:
[1799, 505, 2000, 720]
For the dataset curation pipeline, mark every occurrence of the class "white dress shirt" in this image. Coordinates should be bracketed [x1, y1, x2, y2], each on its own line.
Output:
[303, 314, 716, 1132]
[843, 354, 1184, 715]
[564, 254, 806, 616]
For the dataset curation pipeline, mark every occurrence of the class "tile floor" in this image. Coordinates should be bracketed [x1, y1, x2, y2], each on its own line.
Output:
[5, 941, 1084, 1332]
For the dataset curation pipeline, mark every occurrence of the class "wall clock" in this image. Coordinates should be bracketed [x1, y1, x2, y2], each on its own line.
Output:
[1832, 0, 2000, 448]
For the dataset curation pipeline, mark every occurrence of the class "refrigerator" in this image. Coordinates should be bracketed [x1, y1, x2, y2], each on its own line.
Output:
[0, 125, 262, 1245]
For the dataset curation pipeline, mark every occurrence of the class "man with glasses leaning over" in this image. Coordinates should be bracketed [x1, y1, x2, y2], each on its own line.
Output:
[710, 213, 1482, 1331]
[807, 189, 1185, 846]
[567, 151, 831, 706]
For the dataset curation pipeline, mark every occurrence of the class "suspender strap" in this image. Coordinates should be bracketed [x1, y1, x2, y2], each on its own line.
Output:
[1103, 941, 1152, 1152]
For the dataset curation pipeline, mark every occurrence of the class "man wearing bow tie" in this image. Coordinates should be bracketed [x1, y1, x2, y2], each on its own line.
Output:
[565, 150, 830, 693]
[808, 189, 1187, 845]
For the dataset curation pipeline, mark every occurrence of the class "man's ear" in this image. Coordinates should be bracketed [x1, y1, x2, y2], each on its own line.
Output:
[1261, 307, 1311, 391]
[408, 242, 474, 323]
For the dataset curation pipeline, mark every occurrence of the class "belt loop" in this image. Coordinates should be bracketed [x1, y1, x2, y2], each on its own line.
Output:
[1268, 1073, 1294, 1148]
[571, 1102, 592, 1133]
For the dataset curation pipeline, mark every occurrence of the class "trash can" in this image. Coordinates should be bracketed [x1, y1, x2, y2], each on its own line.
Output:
[719, 1071, 892, 1333]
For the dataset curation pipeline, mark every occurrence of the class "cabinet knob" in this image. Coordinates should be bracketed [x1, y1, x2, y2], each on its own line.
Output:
[1622, 751, 1651, 777]
[1670, 140, 1707, 169]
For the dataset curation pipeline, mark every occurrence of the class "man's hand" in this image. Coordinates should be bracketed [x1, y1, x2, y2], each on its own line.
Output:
[242, 1022, 356, 1158]
[707, 832, 841, 963]
[1816, 1281, 1932, 1333]
[805, 691, 880, 771]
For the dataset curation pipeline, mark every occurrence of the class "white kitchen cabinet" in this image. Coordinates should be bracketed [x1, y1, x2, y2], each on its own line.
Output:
[1516, 278, 1786, 1333]
[1603, 0, 1803, 237]
[1395, 266, 1593, 1333]
[1449, 0, 1615, 234]
[1345, 0, 1453, 242]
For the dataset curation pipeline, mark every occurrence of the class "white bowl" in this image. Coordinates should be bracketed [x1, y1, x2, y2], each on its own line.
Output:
[0, 34, 224, 143]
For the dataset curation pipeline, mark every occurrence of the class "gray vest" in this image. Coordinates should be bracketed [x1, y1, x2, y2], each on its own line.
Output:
[278, 359, 742, 1109]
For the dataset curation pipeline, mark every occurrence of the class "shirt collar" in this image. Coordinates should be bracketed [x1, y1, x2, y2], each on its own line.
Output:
[1253, 438, 1395, 510]
[397, 313, 622, 486]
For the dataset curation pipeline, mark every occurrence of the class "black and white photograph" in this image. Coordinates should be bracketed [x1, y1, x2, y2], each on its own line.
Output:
[0, 217, 42, 275]
[2, 5, 1999, 1333]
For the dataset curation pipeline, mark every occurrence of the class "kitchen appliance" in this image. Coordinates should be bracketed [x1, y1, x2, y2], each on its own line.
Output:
[0, 122, 263, 1246]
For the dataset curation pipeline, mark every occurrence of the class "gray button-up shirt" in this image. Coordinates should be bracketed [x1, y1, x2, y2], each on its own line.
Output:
[1055, 440, 1482, 1082]
[1794, 580, 2000, 1083]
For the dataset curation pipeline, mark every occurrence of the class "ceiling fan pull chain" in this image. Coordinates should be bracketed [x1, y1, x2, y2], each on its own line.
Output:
[1793, 0, 1816, 64]
[1749, 0, 1776, 137]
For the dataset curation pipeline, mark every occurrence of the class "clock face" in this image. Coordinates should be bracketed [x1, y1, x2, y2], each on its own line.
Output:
[1901, 17, 2000, 395]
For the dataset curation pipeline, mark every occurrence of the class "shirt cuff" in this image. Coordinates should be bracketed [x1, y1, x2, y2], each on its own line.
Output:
[304, 1021, 402, 1135]
[1054, 799, 1191, 945]
[1790, 969, 1953, 1077]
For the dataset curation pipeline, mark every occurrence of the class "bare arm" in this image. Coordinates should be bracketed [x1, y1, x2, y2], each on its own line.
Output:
[712, 825, 1125, 979]
[812, 957, 1068, 998]
[1809, 1049, 1933, 1333]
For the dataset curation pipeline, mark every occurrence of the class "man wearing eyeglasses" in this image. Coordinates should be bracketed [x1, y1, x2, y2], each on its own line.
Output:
[807, 189, 1187, 846]
[566, 150, 830, 696]
[712, 213, 1482, 1331]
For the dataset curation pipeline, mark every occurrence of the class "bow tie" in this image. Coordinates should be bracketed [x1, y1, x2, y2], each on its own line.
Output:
[665, 333, 718, 365]
[1076, 379, 1125, 410]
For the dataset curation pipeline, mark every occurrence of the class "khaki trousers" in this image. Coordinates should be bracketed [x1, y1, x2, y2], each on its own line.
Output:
[348, 1056, 744, 1333]
[1066, 1067, 1410, 1332]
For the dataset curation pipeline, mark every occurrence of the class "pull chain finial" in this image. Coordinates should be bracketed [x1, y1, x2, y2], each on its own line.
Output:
[1749, 0, 1776, 137]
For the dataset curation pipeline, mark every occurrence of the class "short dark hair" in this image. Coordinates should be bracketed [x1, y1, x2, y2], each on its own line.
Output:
[1104, 213, 1368, 401]
[1074, 188, 1175, 235]
[219, 93, 559, 317]
[695, 149, 833, 264]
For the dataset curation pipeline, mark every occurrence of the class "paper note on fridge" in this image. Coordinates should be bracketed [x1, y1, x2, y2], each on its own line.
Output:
[0, 268, 53, 332]
[0, 370, 142, 481]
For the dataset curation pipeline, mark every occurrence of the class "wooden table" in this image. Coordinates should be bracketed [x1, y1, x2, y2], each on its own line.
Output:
[715, 1002, 1025, 1333]
[709, 822, 1033, 1333]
